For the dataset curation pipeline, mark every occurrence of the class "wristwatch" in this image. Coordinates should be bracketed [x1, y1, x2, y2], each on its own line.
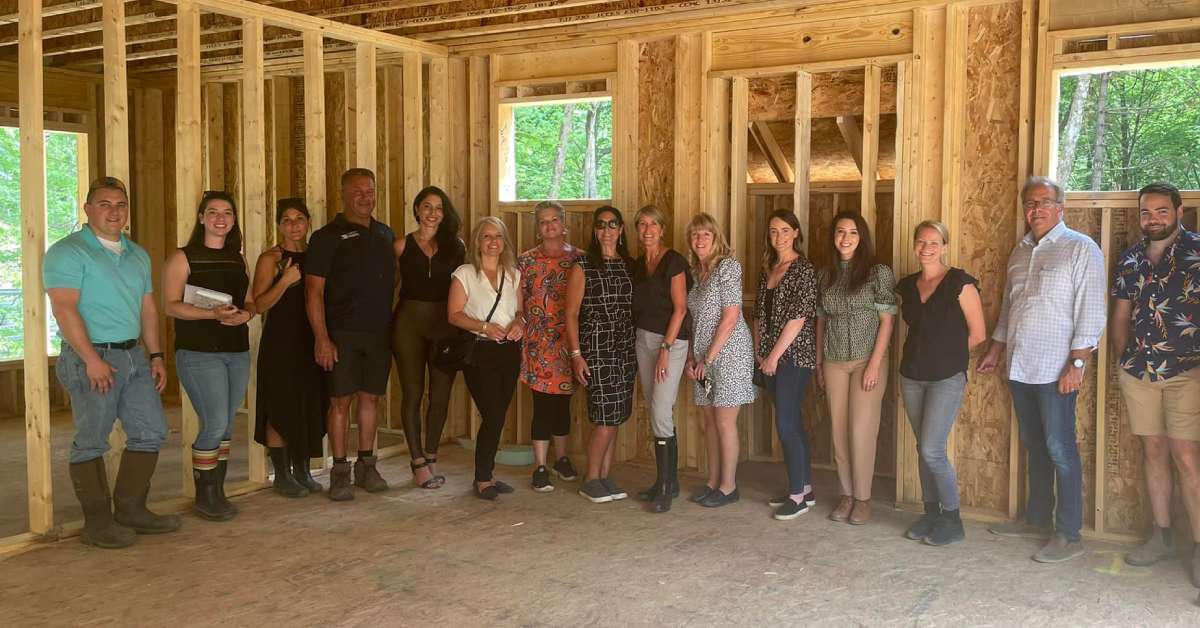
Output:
[1071, 358, 1085, 369]
[659, 341, 673, 350]
[149, 352, 165, 361]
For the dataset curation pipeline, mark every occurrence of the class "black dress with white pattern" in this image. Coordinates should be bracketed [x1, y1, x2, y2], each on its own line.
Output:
[578, 256, 636, 426]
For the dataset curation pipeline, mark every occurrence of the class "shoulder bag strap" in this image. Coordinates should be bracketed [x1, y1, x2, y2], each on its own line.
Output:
[482, 271, 505, 324]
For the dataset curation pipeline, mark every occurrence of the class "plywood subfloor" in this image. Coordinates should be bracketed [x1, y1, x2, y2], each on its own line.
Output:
[1, 448, 1197, 626]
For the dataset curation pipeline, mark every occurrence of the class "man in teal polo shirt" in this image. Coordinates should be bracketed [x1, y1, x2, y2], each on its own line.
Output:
[44, 176, 181, 549]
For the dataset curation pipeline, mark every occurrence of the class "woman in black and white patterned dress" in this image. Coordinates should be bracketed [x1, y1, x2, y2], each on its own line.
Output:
[684, 212, 755, 508]
[566, 206, 636, 504]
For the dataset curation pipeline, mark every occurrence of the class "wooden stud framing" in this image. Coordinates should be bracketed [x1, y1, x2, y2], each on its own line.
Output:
[355, 43, 377, 171]
[1094, 206, 1113, 534]
[673, 33, 702, 250]
[176, 0, 203, 497]
[793, 71, 812, 255]
[402, 51, 423, 228]
[836, 115, 865, 174]
[101, 0, 128, 182]
[203, 83, 225, 190]
[940, 5, 967, 267]
[860, 63, 881, 232]
[385, 64, 404, 226]
[751, 121, 793, 184]
[242, 16, 269, 484]
[303, 30, 327, 227]
[728, 76, 748, 258]
[1031, 0, 1053, 175]
[428, 57, 449, 189]
[19, 0, 53, 536]
[270, 76, 292, 200]
[614, 39, 640, 219]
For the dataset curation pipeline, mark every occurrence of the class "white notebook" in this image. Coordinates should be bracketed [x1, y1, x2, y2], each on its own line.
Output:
[183, 284, 233, 310]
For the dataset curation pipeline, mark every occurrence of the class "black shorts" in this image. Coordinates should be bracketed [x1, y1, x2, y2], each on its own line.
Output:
[328, 329, 391, 397]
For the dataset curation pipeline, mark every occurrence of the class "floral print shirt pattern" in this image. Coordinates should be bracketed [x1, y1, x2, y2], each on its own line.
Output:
[1112, 228, 1200, 382]
[518, 244, 583, 394]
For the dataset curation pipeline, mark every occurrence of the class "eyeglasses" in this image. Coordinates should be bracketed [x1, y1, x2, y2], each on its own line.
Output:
[594, 219, 622, 230]
[1022, 199, 1059, 210]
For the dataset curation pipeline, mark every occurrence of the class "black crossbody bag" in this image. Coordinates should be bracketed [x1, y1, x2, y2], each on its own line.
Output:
[433, 272, 505, 373]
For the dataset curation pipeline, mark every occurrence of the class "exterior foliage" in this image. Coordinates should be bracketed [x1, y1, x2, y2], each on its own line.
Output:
[513, 100, 613, 201]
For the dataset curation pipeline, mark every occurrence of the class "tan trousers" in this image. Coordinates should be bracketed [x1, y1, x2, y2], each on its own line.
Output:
[824, 356, 888, 500]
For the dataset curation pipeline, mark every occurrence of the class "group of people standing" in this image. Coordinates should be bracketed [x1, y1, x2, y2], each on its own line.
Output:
[42, 169, 1200, 589]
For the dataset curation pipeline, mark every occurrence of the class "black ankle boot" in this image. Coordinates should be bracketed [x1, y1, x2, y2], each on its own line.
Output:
[269, 447, 309, 498]
[925, 508, 965, 546]
[652, 438, 673, 513]
[905, 501, 941, 540]
[193, 468, 236, 521]
[291, 451, 323, 493]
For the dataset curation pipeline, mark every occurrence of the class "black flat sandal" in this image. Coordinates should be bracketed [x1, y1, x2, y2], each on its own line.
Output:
[411, 460, 441, 489]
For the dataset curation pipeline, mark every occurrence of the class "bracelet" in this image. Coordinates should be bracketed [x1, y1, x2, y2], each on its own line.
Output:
[480, 321, 488, 334]
[568, 349, 582, 358]
[149, 352, 165, 361]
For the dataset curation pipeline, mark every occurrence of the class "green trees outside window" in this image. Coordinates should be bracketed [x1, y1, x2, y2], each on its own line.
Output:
[513, 99, 612, 201]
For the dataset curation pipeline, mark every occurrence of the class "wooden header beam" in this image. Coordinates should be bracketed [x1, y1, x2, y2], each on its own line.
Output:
[155, 0, 447, 57]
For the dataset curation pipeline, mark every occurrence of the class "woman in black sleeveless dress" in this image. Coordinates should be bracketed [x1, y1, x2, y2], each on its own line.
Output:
[250, 198, 326, 497]
[163, 191, 255, 521]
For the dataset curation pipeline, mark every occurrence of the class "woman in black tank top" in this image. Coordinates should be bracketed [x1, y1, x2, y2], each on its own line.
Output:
[163, 191, 255, 522]
[249, 198, 326, 498]
[390, 186, 464, 489]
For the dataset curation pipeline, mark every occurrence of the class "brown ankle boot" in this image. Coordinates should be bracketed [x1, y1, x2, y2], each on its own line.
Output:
[848, 499, 872, 525]
[829, 495, 853, 522]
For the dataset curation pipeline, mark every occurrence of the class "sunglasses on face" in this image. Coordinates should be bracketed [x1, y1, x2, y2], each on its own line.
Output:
[594, 219, 622, 230]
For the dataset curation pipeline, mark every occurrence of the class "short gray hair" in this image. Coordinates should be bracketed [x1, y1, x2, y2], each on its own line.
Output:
[532, 200, 566, 222]
[1021, 176, 1064, 204]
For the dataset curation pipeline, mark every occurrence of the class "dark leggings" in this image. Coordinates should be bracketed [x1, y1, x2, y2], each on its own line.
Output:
[463, 340, 521, 482]
[391, 300, 456, 460]
[531, 390, 573, 441]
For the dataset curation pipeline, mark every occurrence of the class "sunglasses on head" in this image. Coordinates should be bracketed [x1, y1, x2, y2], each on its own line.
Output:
[594, 218, 622, 230]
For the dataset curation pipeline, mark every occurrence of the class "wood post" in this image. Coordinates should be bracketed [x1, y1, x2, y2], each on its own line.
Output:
[20, 0, 53, 536]
[402, 51, 423, 227]
[729, 76, 748, 262]
[673, 33, 702, 250]
[175, 0, 203, 497]
[101, 0, 130, 481]
[428, 57, 449, 189]
[242, 16, 269, 484]
[861, 64, 881, 232]
[793, 71, 812, 255]
[303, 30, 327, 227]
[355, 44, 377, 172]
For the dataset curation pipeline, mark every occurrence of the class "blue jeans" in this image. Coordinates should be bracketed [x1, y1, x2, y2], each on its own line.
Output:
[765, 362, 813, 494]
[177, 350, 251, 451]
[55, 344, 167, 464]
[1008, 380, 1083, 542]
[900, 373, 966, 511]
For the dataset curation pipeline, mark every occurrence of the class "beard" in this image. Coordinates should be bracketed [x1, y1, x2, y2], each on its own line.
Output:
[1143, 220, 1179, 242]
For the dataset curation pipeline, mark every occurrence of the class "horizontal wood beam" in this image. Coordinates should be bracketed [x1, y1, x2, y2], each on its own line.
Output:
[155, 0, 446, 56]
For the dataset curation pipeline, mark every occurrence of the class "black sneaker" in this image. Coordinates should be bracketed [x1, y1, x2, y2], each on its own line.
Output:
[532, 466, 554, 493]
[602, 478, 627, 500]
[579, 479, 612, 503]
[773, 498, 809, 520]
[768, 495, 790, 508]
[553, 456, 578, 481]
[805, 490, 816, 506]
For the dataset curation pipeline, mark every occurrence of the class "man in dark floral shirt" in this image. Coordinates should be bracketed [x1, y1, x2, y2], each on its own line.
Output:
[1110, 182, 1200, 587]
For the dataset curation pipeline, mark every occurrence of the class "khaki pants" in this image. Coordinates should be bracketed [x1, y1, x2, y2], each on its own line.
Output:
[824, 357, 888, 500]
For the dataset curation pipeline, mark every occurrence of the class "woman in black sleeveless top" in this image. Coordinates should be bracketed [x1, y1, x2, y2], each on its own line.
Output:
[249, 198, 326, 498]
[390, 186, 464, 489]
[163, 191, 255, 522]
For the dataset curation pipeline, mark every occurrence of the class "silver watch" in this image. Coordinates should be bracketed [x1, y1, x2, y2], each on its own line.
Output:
[1071, 358, 1085, 369]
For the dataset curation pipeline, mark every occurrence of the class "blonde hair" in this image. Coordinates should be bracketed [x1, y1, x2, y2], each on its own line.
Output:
[532, 200, 566, 222]
[634, 205, 667, 231]
[468, 216, 517, 277]
[686, 212, 732, 279]
[913, 220, 950, 246]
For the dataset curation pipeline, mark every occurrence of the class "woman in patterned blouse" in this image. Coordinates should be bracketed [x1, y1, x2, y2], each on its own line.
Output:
[517, 201, 582, 493]
[753, 210, 819, 521]
[815, 210, 897, 525]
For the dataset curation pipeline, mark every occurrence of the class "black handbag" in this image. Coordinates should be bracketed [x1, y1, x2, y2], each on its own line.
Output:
[433, 271, 505, 373]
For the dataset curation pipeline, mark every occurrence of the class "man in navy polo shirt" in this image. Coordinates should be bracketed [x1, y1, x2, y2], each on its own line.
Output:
[305, 168, 395, 501]
[44, 176, 181, 548]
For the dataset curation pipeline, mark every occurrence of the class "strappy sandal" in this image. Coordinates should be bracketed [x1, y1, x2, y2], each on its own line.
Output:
[426, 455, 447, 483]
[410, 460, 441, 489]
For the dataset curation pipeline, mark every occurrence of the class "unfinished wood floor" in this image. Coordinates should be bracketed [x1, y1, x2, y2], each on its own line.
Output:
[1, 448, 1197, 626]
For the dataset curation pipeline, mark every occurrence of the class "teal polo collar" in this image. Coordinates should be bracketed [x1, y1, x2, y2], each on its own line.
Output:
[79, 223, 134, 257]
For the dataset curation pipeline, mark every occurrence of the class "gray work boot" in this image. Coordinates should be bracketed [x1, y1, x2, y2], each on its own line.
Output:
[328, 461, 355, 501]
[988, 520, 1053, 540]
[353, 455, 389, 493]
[1125, 526, 1174, 566]
[1033, 533, 1085, 563]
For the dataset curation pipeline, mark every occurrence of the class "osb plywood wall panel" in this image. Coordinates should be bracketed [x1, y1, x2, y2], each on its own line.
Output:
[954, 1, 1023, 514]
[1103, 206, 1150, 534]
[748, 71, 898, 121]
[638, 38, 676, 248]
[325, 72, 347, 218]
[221, 83, 242, 204]
[291, 77, 306, 198]
[1065, 207, 1104, 529]
[1049, 0, 1200, 30]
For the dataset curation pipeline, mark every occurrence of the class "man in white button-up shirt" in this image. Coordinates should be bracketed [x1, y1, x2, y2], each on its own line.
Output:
[977, 176, 1106, 564]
